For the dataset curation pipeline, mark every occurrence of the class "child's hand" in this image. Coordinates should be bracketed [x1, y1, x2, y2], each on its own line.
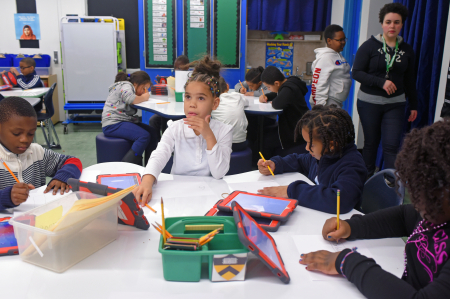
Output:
[44, 179, 70, 195]
[239, 87, 247, 94]
[184, 115, 214, 139]
[257, 186, 288, 198]
[9, 67, 19, 76]
[257, 159, 276, 175]
[259, 94, 268, 103]
[11, 183, 34, 206]
[322, 217, 351, 242]
[299, 250, 341, 275]
[132, 174, 155, 206]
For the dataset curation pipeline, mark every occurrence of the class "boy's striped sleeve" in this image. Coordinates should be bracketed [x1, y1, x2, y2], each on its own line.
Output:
[42, 149, 82, 183]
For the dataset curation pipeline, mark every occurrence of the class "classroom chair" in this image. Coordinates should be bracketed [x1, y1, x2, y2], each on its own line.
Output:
[96, 133, 142, 165]
[36, 83, 61, 149]
[359, 168, 405, 214]
[227, 147, 252, 175]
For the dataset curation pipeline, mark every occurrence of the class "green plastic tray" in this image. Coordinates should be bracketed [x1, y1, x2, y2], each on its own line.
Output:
[158, 216, 248, 282]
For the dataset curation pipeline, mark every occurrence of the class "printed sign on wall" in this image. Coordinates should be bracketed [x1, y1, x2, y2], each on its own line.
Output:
[15, 14, 41, 40]
[265, 42, 294, 77]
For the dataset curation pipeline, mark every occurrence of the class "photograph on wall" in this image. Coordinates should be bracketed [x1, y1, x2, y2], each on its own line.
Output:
[15, 14, 41, 40]
[265, 42, 294, 76]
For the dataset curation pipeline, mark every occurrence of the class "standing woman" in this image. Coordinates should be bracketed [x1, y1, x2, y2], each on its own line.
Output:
[353, 3, 417, 177]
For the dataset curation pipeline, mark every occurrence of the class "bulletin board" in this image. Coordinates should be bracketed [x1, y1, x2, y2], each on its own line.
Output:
[183, 0, 210, 62]
[213, 0, 240, 68]
[144, 0, 177, 68]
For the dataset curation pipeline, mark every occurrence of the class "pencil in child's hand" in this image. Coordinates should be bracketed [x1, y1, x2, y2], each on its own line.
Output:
[239, 80, 244, 89]
[258, 152, 274, 176]
[337, 190, 340, 230]
[0, 158, 20, 183]
[145, 203, 157, 213]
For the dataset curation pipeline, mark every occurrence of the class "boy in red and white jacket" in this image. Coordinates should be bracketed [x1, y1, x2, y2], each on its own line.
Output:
[0, 97, 82, 210]
[310, 25, 352, 108]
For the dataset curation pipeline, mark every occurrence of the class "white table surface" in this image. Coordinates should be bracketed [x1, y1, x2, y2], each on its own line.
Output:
[133, 94, 282, 119]
[0, 87, 50, 98]
[0, 162, 405, 299]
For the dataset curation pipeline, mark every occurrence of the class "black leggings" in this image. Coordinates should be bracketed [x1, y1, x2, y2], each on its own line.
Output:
[357, 100, 406, 176]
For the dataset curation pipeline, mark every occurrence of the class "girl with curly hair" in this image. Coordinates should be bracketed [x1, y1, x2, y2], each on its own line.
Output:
[300, 118, 450, 298]
[257, 105, 367, 214]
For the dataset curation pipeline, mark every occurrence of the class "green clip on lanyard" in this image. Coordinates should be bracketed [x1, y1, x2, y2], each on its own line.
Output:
[382, 36, 399, 78]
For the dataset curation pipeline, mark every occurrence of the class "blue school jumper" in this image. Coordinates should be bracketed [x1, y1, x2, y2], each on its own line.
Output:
[16, 70, 44, 89]
[271, 144, 367, 214]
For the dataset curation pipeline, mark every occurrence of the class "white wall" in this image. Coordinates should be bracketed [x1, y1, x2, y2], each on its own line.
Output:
[330, 0, 345, 26]
[351, 0, 392, 148]
[0, 0, 87, 121]
[434, 4, 450, 121]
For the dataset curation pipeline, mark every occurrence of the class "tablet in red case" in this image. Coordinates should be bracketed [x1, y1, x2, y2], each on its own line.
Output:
[205, 201, 281, 232]
[96, 173, 141, 189]
[217, 191, 297, 222]
[232, 202, 290, 283]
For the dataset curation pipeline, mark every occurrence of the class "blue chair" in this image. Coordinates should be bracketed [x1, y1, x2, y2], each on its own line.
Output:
[96, 133, 142, 165]
[359, 169, 405, 214]
[227, 147, 252, 175]
[161, 147, 253, 175]
[36, 83, 61, 149]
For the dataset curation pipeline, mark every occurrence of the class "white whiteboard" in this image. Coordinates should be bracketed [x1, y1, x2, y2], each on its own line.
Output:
[61, 23, 117, 102]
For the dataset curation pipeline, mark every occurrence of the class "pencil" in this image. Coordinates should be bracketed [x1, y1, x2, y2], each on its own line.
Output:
[161, 197, 167, 244]
[152, 223, 163, 235]
[239, 80, 244, 89]
[258, 152, 274, 176]
[0, 158, 20, 183]
[156, 102, 170, 104]
[145, 203, 157, 213]
[156, 222, 173, 238]
[337, 190, 340, 230]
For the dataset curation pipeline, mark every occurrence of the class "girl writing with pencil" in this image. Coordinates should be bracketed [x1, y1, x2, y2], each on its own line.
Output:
[102, 71, 158, 165]
[234, 66, 269, 97]
[133, 56, 233, 205]
[257, 105, 367, 214]
[300, 119, 450, 298]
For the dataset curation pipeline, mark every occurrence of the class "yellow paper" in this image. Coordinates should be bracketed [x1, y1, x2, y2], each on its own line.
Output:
[35, 206, 63, 230]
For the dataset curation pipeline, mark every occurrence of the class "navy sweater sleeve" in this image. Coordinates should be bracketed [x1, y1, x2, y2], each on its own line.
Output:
[42, 149, 82, 183]
[0, 186, 16, 211]
[285, 163, 366, 214]
[333, 205, 450, 299]
[271, 153, 312, 175]
[352, 41, 386, 89]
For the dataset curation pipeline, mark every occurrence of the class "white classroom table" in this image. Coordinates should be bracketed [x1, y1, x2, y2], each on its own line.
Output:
[0, 87, 50, 98]
[132, 94, 283, 119]
[0, 163, 405, 299]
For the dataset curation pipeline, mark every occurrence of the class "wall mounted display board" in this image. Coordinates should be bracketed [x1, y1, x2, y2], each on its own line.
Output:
[183, 0, 210, 62]
[144, 0, 177, 68]
[213, 0, 240, 68]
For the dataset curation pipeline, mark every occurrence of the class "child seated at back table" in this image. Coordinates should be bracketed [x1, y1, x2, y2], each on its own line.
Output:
[259, 66, 310, 157]
[212, 78, 249, 151]
[6, 57, 44, 90]
[102, 71, 158, 165]
[257, 105, 367, 214]
[0, 97, 82, 210]
[133, 56, 233, 206]
[234, 66, 268, 97]
[300, 118, 450, 298]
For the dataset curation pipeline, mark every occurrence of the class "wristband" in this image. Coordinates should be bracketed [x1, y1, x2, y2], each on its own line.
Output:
[340, 247, 358, 278]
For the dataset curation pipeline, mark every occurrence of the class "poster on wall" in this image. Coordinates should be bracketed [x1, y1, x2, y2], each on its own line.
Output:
[15, 14, 41, 40]
[265, 42, 294, 77]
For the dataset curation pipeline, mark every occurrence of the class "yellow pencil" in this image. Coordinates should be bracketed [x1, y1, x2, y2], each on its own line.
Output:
[145, 203, 157, 213]
[337, 190, 340, 230]
[258, 152, 274, 176]
[239, 80, 244, 89]
[161, 197, 167, 244]
[0, 158, 20, 183]
[156, 102, 170, 104]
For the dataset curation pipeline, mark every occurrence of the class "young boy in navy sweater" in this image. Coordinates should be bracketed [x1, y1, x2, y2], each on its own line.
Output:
[0, 97, 82, 210]
[257, 105, 367, 214]
[8, 57, 44, 90]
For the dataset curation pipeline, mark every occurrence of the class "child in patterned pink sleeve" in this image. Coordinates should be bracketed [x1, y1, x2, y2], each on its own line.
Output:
[101, 71, 158, 165]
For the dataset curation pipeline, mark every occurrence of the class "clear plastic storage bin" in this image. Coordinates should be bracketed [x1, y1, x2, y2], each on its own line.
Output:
[9, 191, 119, 273]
